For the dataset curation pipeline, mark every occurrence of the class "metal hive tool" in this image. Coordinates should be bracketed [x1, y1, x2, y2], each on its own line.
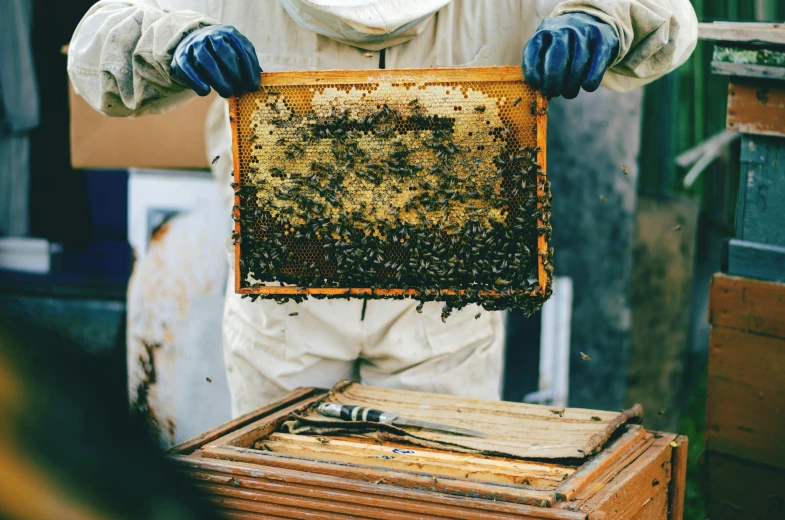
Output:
[230, 66, 552, 316]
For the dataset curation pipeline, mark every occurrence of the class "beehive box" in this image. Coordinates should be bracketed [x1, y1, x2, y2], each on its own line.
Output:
[229, 66, 551, 317]
[169, 382, 688, 519]
[704, 274, 785, 519]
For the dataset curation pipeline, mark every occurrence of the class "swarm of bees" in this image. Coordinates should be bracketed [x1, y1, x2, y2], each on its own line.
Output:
[233, 86, 552, 318]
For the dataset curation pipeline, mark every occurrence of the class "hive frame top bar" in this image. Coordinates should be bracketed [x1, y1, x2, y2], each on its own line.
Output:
[254, 66, 527, 86]
[230, 65, 548, 298]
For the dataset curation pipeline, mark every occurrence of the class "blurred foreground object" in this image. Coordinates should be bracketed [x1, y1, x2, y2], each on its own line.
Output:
[0, 315, 217, 520]
[700, 22, 785, 519]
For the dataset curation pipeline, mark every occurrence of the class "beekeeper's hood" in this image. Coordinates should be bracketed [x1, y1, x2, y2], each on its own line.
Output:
[279, 0, 453, 51]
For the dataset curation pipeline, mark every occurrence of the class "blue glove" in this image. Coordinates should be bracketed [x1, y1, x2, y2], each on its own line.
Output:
[171, 25, 262, 98]
[523, 14, 619, 99]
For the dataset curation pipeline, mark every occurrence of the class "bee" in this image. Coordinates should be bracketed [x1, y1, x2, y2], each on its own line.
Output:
[268, 90, 280, 96]
[363, 52, 374, 58]
[599, 195, 606, 202]
[316, 437, 330, 444]
[669, 441, 678, 448]
[580, 352, 591, 361]
[289, 312, 299, 317]
[513, 97, 522, 107]
[652, 478, 660, 486]
[591, 416, 601, 421]
[475, 313, 481, 319]
[206, 377, 212, 383]
[673, 224, 682, 231]
[549, 408, 565, 417]
[658, 409, 667, 416]
[622, 165, 629, 175]
[474, 106, 486, 112]
[212, 155, 220, 165]
[248, 134, 258, 142]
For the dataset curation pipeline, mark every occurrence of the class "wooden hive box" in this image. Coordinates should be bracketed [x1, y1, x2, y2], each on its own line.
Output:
[705, 274, 785, 519]
[169, 382, 687, 519]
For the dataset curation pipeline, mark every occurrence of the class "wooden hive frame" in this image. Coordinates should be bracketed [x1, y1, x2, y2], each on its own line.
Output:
[229, 66, 549, 303]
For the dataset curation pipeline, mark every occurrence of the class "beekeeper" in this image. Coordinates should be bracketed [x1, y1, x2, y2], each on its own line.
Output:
[69, 0, 697, 417]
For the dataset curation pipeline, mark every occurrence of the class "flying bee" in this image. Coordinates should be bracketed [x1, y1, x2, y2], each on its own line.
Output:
[580, 352, 591, 361]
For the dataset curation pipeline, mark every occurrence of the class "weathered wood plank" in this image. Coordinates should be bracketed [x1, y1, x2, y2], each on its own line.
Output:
[712, 61, 785, 80]
[703, 450, 785, 520]
[667, 436, 688, 520]
[577, 435, 673, 519]
[698, 22, 785, 45]
[706, 325, 785, 469]
[168, 387, 322, 454]
[172, 455, 586, 519]
[201, 445, 558, 507]
[727, 79, 785, 138]
[260, 432, 573, 488]
[709, 274, 785, 337]
[721, 239, 785, 283]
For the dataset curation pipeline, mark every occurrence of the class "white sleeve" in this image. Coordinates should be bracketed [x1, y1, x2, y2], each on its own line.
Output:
[67, 0, 219, 117]
[549, 0, 698, 92]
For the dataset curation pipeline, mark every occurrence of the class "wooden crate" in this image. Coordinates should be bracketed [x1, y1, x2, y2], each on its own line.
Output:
[705, 274, 785, 519]
[169, 384, 687, 519]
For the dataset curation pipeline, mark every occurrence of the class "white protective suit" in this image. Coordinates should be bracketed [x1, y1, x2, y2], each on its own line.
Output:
[69, 0, 697, 416]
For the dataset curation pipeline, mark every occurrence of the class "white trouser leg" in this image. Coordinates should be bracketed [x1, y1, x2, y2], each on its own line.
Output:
[358, 300, 505, 400]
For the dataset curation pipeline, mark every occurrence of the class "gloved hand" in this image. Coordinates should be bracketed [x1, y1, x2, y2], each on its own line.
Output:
[523, 13, 619, 99]
[171, 25, 262, 98]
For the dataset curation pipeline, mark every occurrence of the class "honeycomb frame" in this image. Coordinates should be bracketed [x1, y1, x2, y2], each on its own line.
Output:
[230, 66, 549, 304]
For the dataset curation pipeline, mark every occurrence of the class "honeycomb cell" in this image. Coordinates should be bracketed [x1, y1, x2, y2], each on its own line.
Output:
[230, 67, 551, 316]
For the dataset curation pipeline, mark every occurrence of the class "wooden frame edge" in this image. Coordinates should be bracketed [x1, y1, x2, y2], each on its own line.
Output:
[233, 68, 549, 299]
[230, 95, 242, 293]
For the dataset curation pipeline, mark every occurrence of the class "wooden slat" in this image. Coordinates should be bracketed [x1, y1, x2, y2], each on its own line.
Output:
[172, 456, 586, 519]
[709, 274, 785, 337]
[201, 445, 557, 507]
[706, 325, 785, 469]
[206, 392, 329, 449]
[168, 387, 322, 454]
[555, 426, 646, 502]
[577, 435, 674, 520]
[260, 433, 573, 488]
[207, 494, 370, 519]
[667, 436, 687, 520]
[703, 450, 785, 520]
[727, 78, 785, 138]
[712, 62, 785, 81]
[255, 66, 526, 86]
[698, 23, 785, 45]
[316, 382, 640, 460]
[197, 482, 443, 520]
[218, 508, 292, 520]
[187, 470, 536, 520]
[721, 239, 785, 283]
